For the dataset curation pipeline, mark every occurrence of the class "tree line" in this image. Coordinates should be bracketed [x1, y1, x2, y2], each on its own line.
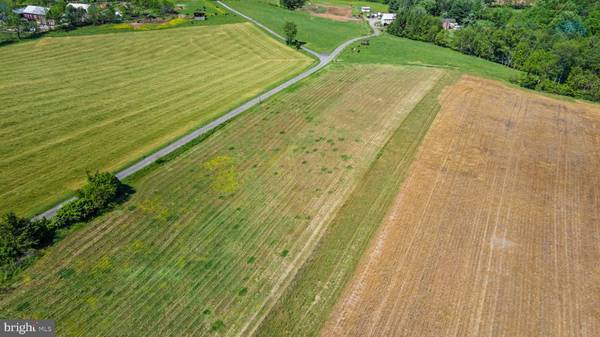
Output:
[387, 0, 600, 102]
[1, 172, 129, 285]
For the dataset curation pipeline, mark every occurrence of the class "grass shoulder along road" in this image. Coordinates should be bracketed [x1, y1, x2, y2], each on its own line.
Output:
[222, 0, 371, 54]
[0, 64, 445, 337]
[0, 22, 313, 217]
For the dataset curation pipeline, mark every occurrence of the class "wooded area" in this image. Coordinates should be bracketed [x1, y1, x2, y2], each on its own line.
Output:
[387, 0, 600, 102]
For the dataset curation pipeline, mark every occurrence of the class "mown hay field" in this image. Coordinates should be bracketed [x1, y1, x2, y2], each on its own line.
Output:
[0, 22, 312, 216]
[322, 76, 600, 337]
[340, 34, 520, 82]
[0, 64, 443, 336]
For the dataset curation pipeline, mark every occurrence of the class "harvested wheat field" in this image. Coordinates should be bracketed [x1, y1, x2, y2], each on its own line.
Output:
[322, 76, 600, 337]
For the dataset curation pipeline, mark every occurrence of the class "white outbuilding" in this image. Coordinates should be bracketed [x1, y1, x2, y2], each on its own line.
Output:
[380, 13, 396, 26]
[67, 3, 91, 12]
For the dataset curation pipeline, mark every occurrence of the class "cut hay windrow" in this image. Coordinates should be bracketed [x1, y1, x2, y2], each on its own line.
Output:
[0, 23, 312, 216]
[0, 64, 443, 336]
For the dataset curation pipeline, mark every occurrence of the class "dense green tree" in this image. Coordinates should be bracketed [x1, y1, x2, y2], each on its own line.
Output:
[2, 11, 37, 39]
[448, 0, 475, 24]
[385, 0, 600, 102]
[389, 0, 401, 12]
[388, 6, 441, 41]
[552, 39, 583, 82]
[88, 4, 100, 25]
[419, 0, 437, 15]
[47, 1, 66, 25]
[566, 66, 600, 100]
[53, 172, 124, 228]
[102, 5, 117, 23]
[79, 172, 123, 211]
[522, 49, 560, 81]
[63, 5, 87, 27]
[283, 21, 297, 45]
[452, 25, 494, 58]
[0, 0, 11, 18]
[484, 7, 513, 28]
[280, 0, 305, 10]
[585, 7, 600, 35]
[0, 213, 51, 268]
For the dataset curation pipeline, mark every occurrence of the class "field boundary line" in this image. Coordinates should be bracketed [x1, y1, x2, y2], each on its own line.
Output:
[35, 3, 378, 220]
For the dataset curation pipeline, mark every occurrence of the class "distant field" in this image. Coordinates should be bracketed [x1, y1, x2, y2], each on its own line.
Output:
[340, 33, 521, 81]
[176, 0, 229, 16]
[43, 15, 244, 37]
[0, 22, 312, 216]
[0, 64, 443, 336]
[314, 0, 388, 15]
[1, 1, 240, 43]
[223, 0, 370, 53]
[322, 76, 600, 336]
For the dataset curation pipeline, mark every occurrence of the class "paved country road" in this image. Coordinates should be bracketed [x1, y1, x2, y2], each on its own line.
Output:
[36, 5, 379, 219]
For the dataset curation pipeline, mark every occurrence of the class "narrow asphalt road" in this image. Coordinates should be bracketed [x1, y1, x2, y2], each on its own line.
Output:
[36, 5, 379, 220]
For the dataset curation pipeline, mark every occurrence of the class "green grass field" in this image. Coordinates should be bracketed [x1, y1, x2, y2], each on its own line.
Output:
[176, 0, 230, 15]
[0, 64, 444, 336]
[223, 0, 370, 53]
[254, 71, 458, 337]
[340, 33, 521, 81]
[0, 22, 312, 216]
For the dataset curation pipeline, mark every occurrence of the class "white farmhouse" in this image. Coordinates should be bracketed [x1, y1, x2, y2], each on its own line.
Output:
[15, 5, 49, 24]
[380, 13, 396, 26]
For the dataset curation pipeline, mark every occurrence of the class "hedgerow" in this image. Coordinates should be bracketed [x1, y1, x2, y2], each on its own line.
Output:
[0, 172, 127, 284]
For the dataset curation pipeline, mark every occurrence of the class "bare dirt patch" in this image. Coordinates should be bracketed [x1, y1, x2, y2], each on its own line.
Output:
[321, 76, 600, 337]
[304, 4, 357, 22]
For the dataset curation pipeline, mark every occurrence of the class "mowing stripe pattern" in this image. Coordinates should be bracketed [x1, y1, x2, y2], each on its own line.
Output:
[0, 23, 311, 216]
[0, 65, 442, 336]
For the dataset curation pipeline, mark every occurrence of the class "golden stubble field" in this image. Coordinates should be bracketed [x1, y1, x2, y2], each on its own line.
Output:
[322, 76, 600, 337]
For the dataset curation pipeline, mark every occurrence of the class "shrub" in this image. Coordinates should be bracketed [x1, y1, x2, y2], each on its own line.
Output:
[53, 172, 124, 229]
[79, 172, 123, 210]
[52, 198, 95, 229]
[1, 172, 126, 284]
[0, 213, 52, 283]
[280, 0, 305, 10]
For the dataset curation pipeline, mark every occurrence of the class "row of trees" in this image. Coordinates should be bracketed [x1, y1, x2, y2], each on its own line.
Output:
[387, 0, 600, 102]
[1, 172, 127, 284]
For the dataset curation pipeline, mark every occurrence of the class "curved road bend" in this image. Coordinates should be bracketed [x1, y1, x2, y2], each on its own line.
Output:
[36, 5, 379, 220]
